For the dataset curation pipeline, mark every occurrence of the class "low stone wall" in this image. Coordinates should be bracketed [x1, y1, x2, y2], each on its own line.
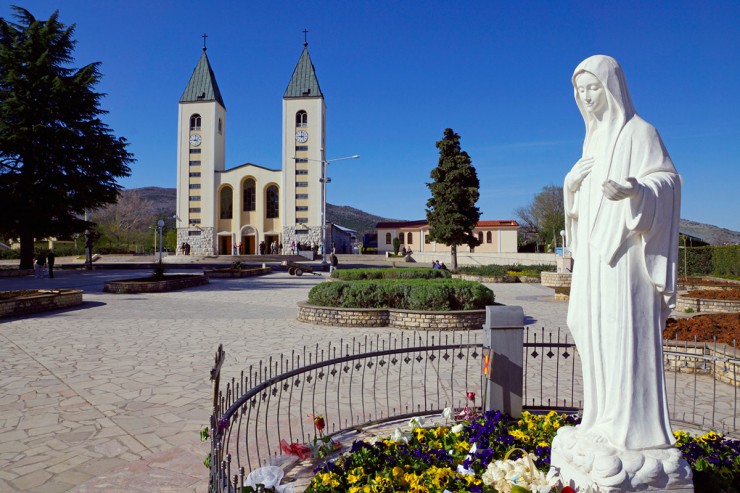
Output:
[103, 274, 209, 294]
[297, 302, 485, 330]
[0, 268, 33, 278]
[453, 274, 540, 284]
[206, 267, 271, 278]
[0, 289, 83, 318]
[541, 272, 572, 300]
[675, 295, 740, 313]
[664, 340, 740, 387]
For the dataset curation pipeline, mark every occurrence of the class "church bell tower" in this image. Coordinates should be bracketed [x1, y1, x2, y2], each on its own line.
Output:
[176, 40, 226, 255]
[282, 40, 326, 248]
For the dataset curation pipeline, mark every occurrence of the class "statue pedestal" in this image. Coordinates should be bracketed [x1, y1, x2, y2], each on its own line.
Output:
[549, 427, 693, 492]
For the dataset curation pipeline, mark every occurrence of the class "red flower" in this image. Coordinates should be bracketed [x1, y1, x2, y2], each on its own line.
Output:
[279, 439, 312, 459]
[561, 487, 576, 493]
[466, 391, 476, 401]
[312, 415, 325, 432]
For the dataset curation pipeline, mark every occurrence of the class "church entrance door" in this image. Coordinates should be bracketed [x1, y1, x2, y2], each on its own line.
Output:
[242, 235, 255, 254]
[264, 235, 279, 254]
[219, 236, 232, 255]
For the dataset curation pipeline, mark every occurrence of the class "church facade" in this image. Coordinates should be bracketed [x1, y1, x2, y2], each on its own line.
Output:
[175, 43, 327, 255]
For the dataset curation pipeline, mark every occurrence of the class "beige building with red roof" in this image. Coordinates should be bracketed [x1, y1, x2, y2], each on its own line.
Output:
[376, 220, 519, 255]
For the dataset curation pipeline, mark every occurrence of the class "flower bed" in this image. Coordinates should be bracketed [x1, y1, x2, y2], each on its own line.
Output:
[0, 289, 83, 318]
[102, 273, 208, 293]
[302, 410, 740, 493]
[308, 279, 494, 311]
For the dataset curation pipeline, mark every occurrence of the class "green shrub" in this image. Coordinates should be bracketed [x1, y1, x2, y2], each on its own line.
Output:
[712, 245, 739, 277]
[331, 268, 451, 281]
[308, 279, 494, 311]
[678, 245, 739, 277]
[0, 248, 20, 260]
[392, 237, 401, 255]
[456, 263, 556, 277]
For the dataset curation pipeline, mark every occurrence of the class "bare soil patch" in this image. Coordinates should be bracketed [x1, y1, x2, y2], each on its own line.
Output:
[685, 289, 740, 301]
[664, 313, 740, 344]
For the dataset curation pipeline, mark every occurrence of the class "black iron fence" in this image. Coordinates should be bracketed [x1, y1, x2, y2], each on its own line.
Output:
[207, 329, 738, 492]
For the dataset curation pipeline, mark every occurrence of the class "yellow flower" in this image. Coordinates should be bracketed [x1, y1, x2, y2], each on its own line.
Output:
[392, 466, 405, 478]
[348, 467, 365, 485]
[538, 441, 550, 448]
[455, 440, 471, 454]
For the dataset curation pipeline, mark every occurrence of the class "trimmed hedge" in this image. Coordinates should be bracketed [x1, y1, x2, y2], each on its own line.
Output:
[678, 245, 739, 277]
[308, 279, 494, 311]
[330, 267, 452, 281]
[456, 263, 556, 278]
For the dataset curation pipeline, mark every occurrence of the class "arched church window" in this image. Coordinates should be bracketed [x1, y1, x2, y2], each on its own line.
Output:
[399, 234, 404, 245]
[407, 232, 413, 244]
[243, 179, 256, 211]
[477, 231, 483, 243]
[220, 186, 233, 219]
[296, 111, 308, 127]
[190, 114, 201, 130]
[218, 118, 223, 134]
[486, 231, 492, 243]
[266, 185, 279, 218]
[385, 233, 391, 245]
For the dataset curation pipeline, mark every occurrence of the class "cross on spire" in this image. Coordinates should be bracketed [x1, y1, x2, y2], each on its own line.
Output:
[303, 29, 309, 47]
[202, 33, 208, 51]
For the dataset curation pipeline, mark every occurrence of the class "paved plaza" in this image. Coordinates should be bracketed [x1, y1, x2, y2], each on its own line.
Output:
[0, 264, 735, 492]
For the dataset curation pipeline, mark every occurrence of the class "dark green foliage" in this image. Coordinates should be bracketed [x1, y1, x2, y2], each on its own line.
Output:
[392, 237, 401, 255]
[678, 245, 739, 277]
[308, 279, 494, 311]
[426, 129, 481, 270]
[456, 264, 556, 277]
[0, 7, 134, 268]
[330, 268, 451, 281]
[0, 248, 20, 259]
[712, 245, 739, 277]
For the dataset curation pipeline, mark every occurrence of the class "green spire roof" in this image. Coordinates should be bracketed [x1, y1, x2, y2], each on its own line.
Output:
[180, 50, 225, 108]
[284, 46, 323, 98]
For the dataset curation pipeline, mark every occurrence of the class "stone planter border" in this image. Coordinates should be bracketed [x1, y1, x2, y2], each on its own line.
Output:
[297, 302, 486, 330]
[675, 295, 740, 314]
[452, 273, 540, 284]
[1, 289, 83, 318]
[103, 274, 209, 294]
[206, 267, 271, 278]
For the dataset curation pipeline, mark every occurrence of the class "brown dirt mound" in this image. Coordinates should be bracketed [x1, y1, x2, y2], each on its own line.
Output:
[664, 313, 740, 345]
[685, 288, 740, 301]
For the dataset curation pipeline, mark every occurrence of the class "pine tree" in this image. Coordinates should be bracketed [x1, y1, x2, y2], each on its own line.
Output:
[426, 128, 481, 270]
[0, 7, 133, 268]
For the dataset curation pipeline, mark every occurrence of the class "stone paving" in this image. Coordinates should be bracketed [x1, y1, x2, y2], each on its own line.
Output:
[0, 263, 736, 492]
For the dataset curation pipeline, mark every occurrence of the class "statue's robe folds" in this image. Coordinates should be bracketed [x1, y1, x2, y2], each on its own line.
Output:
[564, 115, 681, 451]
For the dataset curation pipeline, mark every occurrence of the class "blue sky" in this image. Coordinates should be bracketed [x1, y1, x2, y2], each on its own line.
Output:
[7, 1, 740, 230]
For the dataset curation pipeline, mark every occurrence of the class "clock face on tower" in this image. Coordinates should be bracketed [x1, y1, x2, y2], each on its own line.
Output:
[295, 130, 308, 143]
[189, 134, 202, 147]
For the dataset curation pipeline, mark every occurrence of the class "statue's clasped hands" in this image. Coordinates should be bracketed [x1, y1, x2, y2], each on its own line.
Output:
[603, 177, 641, 201]
[566, 157, 594, 192]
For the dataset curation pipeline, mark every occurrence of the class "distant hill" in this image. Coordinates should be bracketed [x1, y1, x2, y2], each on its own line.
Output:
[679, 219, 740, 246]
[127, 187, 739, 245]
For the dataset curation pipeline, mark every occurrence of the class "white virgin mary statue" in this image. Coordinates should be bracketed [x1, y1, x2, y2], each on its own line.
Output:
[565, 55, 680, 449]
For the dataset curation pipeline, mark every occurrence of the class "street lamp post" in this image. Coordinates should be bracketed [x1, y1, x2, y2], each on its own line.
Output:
[295, 154, 360, 264]
[157, 219, 165, 261]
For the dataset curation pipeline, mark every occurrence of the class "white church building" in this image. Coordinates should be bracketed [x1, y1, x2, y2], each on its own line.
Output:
[176, 41, 328, 255]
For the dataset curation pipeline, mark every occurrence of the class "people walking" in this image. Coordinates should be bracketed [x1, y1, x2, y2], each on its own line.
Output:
[35, 252, 46, 278]
[47, 250, 55, 278]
